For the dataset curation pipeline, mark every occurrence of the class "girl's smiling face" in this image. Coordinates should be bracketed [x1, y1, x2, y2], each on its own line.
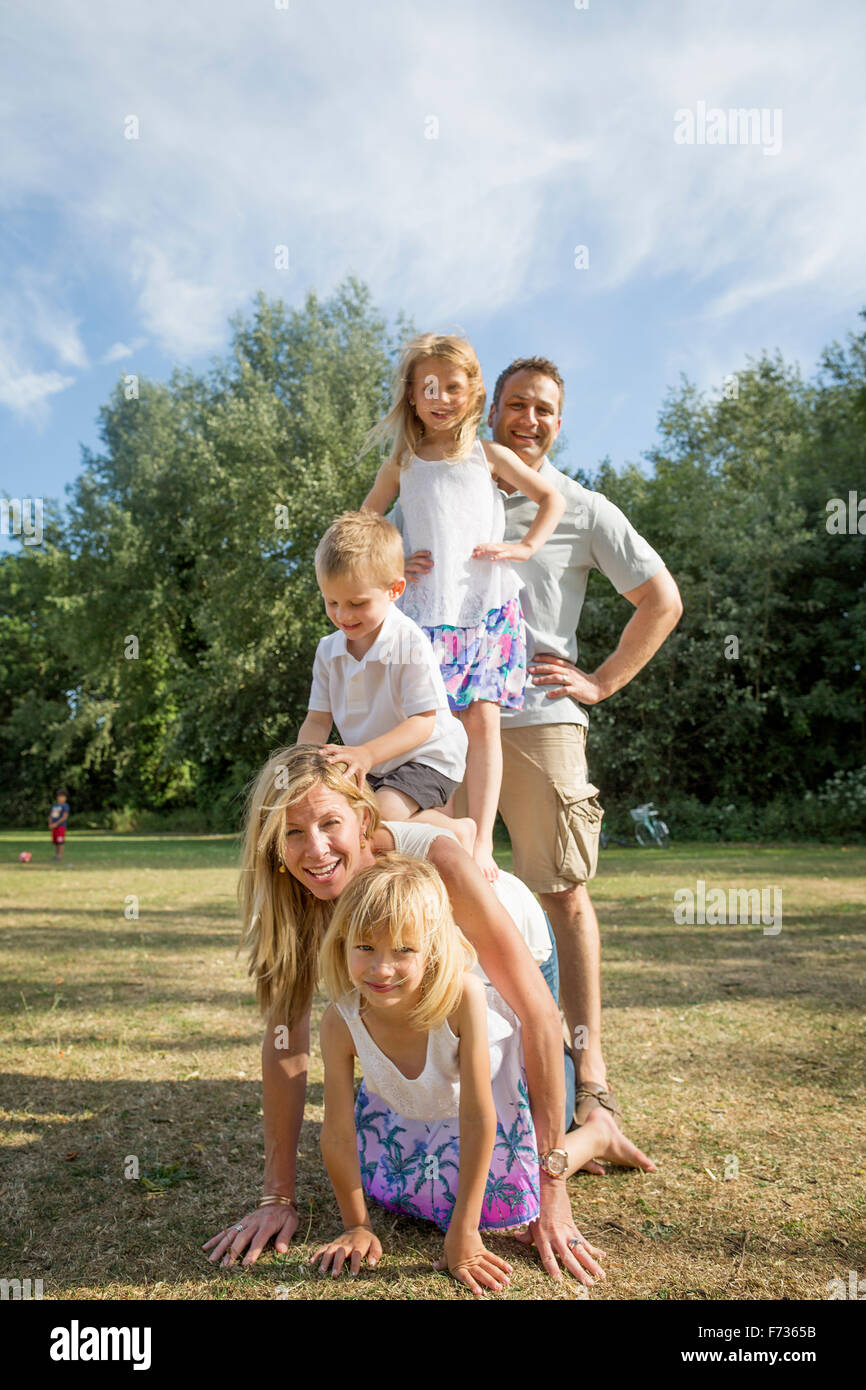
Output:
[349, 924, 427, 1012]
[409, 356, 471, 438]
[282, 788, 373, 900]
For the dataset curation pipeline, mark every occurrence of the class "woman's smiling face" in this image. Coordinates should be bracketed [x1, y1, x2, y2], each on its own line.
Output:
[282, 787, 373, 900]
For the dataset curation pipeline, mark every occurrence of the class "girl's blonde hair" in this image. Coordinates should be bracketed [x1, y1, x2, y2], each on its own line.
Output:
[363, 332, 486, 470]
[238, 745, 380, 1028]
[320, 854, 477, 1031]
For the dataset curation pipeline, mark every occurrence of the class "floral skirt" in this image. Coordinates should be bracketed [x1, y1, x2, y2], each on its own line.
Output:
[353, 987, 540, 1233]
[422, 596, 526, 712]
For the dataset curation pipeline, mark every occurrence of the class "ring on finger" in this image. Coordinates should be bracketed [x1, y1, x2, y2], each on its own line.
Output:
[568, 1237, 584, 1250]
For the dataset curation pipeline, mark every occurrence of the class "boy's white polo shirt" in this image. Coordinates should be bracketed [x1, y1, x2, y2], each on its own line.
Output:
[308, 604, 468, 781]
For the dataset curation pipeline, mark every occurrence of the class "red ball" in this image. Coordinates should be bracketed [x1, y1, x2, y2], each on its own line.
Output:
[19, 851, 32, 863]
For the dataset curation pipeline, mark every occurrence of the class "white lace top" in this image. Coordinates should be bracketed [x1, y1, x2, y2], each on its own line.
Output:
[335, 988, 463, 1121]
[398, 436, 522, 628]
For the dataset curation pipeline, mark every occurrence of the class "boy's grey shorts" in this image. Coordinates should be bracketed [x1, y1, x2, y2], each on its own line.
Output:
[366, 761, 460, 811]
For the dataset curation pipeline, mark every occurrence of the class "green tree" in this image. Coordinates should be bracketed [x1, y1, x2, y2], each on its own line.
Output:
[28, 279, 395, 823]
[579, 322, 865, 809]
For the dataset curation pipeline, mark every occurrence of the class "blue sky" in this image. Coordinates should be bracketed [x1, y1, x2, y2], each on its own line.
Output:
[1, 0, 864, 539]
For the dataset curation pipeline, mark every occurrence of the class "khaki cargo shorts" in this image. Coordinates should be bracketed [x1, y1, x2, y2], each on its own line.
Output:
[498, 723, 604, 894]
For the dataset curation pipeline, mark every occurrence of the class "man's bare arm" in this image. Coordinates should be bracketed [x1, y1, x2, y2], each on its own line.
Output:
[529, 567, 683, 706]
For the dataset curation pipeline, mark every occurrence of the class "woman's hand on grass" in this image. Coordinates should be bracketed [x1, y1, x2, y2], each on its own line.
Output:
[436, 1229, 512, 1296]
[514, 1176, 606, 1284]
[310, 1225, 382, 1277]
[203, 1201, 299, 1269]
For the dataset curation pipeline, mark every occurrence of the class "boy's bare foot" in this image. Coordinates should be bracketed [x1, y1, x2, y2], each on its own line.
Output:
[472, 843, 499, 882]
[451, 817, 477, 856]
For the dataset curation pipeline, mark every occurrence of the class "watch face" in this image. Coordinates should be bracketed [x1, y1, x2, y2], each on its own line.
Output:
[544, 1149, 568, 1176]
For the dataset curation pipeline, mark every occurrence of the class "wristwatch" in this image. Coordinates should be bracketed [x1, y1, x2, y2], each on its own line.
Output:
[538, 1147, 569, 1177]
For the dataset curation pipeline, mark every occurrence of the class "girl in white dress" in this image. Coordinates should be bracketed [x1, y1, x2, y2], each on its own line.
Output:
[313, 852, 600, 1295]
[362, 333, 564, 881]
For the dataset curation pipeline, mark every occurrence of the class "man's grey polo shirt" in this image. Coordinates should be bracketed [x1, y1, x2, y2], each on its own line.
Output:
[501, 458, 665, 730]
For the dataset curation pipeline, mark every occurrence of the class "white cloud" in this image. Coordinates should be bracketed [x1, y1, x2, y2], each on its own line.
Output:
[0, 273, 85, 424]
[0, 341, 75, 422]
[129, 240, 234, 357]
[9, 272, 89, 369]
[0, 0, 863, 403]
[101, 337, 147, 363]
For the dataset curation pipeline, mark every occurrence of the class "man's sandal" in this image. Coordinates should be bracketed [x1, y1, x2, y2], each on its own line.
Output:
[573, 1082, 623, 1130]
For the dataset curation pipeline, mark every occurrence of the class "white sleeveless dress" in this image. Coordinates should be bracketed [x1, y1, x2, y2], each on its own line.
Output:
[399, 436, 521, 628]
[398, 437, 527, 710]
[342, 819, 538, 1230]
[338, 986, 539, 1231]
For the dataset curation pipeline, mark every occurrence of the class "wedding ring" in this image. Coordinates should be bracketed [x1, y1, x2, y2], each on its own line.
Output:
[568, 1237, 583, 1249]
[234, 1224, 245, 1233]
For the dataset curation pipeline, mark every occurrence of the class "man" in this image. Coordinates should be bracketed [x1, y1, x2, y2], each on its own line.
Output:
[407, 357, 682, 1147]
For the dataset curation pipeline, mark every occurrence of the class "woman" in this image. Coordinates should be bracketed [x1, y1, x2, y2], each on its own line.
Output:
[203, 746, 648, 1282]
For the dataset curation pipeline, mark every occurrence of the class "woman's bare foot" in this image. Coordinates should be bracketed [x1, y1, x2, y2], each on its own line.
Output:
[472, 841, 499, 882]
[567, 1106, 657, 1175]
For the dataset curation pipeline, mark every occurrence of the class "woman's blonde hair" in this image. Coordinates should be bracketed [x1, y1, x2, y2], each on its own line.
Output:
[362, 332, 486, 470]
[238, 745, 380, 1028]
[320, 854, 476, 1032]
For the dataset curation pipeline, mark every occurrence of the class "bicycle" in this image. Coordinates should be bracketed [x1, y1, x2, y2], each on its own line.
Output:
[629, 801, 671, 848]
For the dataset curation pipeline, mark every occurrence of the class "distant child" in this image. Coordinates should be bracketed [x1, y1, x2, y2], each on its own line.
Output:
[362, 332, 565, 880]
[297, 511, 472, 846]
[312, 855, 606, 1295]
[49, 789, 69, 862]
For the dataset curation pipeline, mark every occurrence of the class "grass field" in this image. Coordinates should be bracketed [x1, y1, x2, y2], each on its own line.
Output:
[1, 829, 864, 1301]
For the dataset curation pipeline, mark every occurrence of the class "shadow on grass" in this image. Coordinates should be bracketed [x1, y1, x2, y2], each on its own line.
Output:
[599, 911, 865, 1015]
[0, 1073, 338, 1288]
[2, 927, 241, 957]
[2, 981, 255, 1011]
[7, 1030, 266, 1051]
[3, 1071, 864, 1297]
[595, 844, 866, 880]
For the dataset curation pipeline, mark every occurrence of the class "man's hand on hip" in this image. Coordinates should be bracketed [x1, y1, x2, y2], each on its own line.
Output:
[528, 652, 610, 706]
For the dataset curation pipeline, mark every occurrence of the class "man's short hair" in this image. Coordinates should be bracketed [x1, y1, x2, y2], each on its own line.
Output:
[315, 510, 404, 588]
[491, 356, 565, 414]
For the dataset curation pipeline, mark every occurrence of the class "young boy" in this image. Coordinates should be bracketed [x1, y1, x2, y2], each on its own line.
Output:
[297, 511, 471, 842]
[49, 789, 69, 862]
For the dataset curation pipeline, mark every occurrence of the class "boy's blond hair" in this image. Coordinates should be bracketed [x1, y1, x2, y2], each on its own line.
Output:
[320, 854, 477, 1031]
[362, 332, 486, 471]
[314, 510, 404, 588]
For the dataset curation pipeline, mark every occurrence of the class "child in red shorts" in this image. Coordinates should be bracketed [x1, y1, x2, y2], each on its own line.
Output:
[48, 789, 69, 862]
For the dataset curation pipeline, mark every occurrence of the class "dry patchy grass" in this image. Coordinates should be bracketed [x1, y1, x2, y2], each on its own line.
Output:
[1, 831, 863, 1301]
